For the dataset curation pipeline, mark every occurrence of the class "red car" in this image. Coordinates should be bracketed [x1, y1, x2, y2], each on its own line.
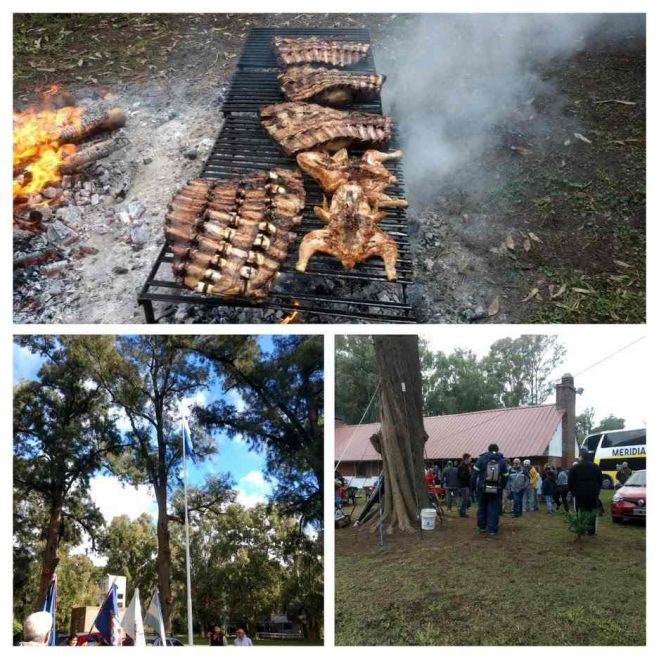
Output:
[611, 469, 646, 523]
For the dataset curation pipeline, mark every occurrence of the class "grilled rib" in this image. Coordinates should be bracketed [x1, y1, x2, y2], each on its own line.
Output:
[278, 65, 385, 105]
[260, 102, 392, 156]
[273, 36, 369, 67]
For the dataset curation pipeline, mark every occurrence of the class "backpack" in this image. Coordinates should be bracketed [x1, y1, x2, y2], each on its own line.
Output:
[484, 459, 501, 494]
[335, 507, 351, 529]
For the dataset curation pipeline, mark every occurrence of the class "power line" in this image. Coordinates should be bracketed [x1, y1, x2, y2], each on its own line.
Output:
[570, 336, 645, 379]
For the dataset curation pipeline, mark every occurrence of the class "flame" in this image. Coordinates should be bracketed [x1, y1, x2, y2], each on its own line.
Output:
[13, 103, 80, 201]
[281, 300, 301, 324]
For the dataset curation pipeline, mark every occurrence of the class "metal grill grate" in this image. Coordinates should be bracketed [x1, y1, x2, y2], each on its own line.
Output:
[138, 28, 416, 324]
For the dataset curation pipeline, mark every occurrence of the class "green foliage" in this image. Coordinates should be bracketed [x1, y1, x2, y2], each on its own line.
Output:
[576, 407, 596, 443]
[336, 333, 568, 420]
[564, 510, 597, 541]
[593, 415, 626, 433]
[98, 514, 158, 601]
[196, 335, 324, 527]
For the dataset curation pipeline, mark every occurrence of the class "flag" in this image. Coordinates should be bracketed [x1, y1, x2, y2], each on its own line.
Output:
[121, 588, 146, 647]
[93, 583, 122, 646]
[181, 415, 195, 462]
[41, 572, 57, 646]
[144, 590, 167, 646]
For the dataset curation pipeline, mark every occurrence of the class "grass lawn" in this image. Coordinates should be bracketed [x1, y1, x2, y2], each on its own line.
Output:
[335, 490, 645, 646]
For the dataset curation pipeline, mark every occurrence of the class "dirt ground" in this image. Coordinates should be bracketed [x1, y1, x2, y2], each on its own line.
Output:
[335, 491, 646, 645]
[13, 14, 646, 323]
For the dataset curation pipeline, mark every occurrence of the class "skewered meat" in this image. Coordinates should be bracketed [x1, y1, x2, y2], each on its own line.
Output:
[297, 148, 408, 210]
[273, 36, 369, 67]
[260, 102, 392, 156]
[296, 182, 398, 280]
[278, 65, 385, 105]
[165, 169, 305, 300]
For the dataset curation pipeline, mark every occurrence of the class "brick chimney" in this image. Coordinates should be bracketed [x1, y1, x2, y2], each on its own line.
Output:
[556, 373, 576, 467]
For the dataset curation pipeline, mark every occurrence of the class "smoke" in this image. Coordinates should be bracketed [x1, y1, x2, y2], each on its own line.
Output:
[379, 14, 645, 205]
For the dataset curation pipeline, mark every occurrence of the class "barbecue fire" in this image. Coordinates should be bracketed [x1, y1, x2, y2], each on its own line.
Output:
[13, 106, 81, 201]
[281, 300, 301, 324]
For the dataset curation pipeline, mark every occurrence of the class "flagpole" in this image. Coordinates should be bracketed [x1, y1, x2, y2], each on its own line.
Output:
[182, 416, 194, 646]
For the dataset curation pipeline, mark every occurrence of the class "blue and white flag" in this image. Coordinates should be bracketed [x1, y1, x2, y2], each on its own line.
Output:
[144, 590, 167, 646]
[181, 415, 195, 462]
[41, 572, 57, 646]
[94, 583, 122, 646]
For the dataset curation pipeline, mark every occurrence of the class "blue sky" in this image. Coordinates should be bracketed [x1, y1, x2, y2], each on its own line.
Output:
[13, 337, 284, 529]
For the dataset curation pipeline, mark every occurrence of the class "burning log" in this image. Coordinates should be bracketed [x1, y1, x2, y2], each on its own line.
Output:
[60, 136, 128, 174]
[55, 105, 125, 145]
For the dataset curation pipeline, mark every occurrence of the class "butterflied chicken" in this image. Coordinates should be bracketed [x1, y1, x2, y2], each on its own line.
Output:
[273, 36, 369, 67]
[278, 65, 385, 105]
[296, 182, 398, 280]
[296, 148, 408, 210]
[260, 102, 392, 156]
[164, 169, 305, 300]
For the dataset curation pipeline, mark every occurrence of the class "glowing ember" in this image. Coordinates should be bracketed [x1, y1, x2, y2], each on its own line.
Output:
[13, 104, 80, 201]
[281, 300, 301, 324]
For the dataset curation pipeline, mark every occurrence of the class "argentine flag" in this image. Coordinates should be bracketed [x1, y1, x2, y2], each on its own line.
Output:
[181, 414, 195, 462]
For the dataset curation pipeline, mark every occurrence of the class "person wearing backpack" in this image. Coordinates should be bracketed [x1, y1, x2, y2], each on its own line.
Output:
[471, 443, 510, 536]
[508, 458, 530, 517]
[554, 466, 569, 511]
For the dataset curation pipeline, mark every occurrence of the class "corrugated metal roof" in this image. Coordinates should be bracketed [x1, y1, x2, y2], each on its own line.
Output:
[335, 404, 564, 463]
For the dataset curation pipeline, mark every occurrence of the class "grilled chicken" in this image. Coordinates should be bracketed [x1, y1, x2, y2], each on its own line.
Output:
[296, 148, 408, 210]
[296, 182, 398, 280]
[260, 102, 392, 156]
[165, 169, 305, 300]
[273, 36, 369, 67]
[278, 65, 385, 105]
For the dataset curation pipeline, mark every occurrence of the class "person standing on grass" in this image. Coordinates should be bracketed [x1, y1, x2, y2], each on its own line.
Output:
[209, 625, 228, 646]
[568, 452, 603, 536]
[471, 443, 509, 537]
[444, 460, 460, 511]
[508, 458, 530, 517]
[523, 459, 538, 512]
[554, 466, 569, 511]
[457, 453, 472, 517]
[616, 461, 633, 486]
[234, 629, 253, 646]
[541, 464, 557, 513]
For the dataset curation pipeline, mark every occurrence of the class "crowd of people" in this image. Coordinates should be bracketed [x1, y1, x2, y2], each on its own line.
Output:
[424, 443, 611, 537]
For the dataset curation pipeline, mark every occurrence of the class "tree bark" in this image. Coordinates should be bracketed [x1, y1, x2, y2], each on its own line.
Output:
[36, 499, 62, 607]
[371, 335, 428, 533]
[155, 484, 173, 633]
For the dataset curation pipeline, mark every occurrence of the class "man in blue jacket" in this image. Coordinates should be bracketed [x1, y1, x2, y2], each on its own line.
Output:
[471, 443, 510, 536]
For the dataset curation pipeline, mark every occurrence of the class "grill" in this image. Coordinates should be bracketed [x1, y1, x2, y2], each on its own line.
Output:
[138, 28, 416, 323]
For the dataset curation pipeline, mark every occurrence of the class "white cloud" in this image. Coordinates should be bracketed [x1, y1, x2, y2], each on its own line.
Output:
[235, 491, 266, 508]
[89, 475, 157, 523]
[239, 470, 267, 490]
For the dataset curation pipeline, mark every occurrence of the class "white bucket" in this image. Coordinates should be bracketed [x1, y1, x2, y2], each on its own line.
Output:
[421, 508, 436, 530]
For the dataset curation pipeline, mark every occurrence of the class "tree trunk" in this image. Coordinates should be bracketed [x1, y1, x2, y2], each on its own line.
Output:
[36, 499, 62, 607]
[155, 484, 173, 633]
[371, 335, 428, 533]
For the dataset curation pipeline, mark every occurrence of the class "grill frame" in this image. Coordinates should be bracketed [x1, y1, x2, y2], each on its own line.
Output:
[138, 27, 416, 324]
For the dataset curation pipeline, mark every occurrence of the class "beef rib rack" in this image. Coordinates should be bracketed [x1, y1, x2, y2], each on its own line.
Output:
[278, 65, 385, 105]
[273, 36, 370, 67]
[164, 169, 305, 300]
[260, 102, 392, 156]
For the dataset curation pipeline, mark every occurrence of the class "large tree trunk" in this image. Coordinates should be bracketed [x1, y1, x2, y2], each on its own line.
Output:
[36, 499, 62, 607]
[155, 484, 173, 633]
[371, 335, 428, 533]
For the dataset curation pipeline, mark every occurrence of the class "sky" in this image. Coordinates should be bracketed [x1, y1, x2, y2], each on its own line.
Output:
[13, 337, 281, 563]
[423, 326, 647, 428]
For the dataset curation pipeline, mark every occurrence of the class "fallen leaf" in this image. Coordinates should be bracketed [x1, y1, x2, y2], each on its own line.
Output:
[522, 288, 539, 302]
[613, 259, 631, 269]
[550, 284, 567, 299]
[487, 297, 500, 316]
[523, 238, 531, 252]
[574, 132, 592, 144]
[505, 235, 515, 250]
[572, 287, 593, 294]
[593, 99, 636, 106]
[528, 232, 543, 243]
